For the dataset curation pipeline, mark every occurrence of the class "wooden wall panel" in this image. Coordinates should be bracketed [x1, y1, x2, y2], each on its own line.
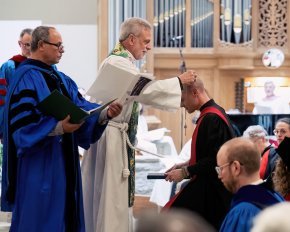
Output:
[145, 55, 290, 152]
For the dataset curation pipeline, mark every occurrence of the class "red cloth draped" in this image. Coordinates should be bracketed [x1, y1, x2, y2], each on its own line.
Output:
[10, 55, 27, 63]
[259, 149, 270, 179]
[163, 106, 230, 210]
[0, 78, 7, 85]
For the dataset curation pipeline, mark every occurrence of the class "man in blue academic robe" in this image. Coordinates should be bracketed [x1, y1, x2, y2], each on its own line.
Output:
[217, 137, 284, 232]
[1, 26, 122, 232]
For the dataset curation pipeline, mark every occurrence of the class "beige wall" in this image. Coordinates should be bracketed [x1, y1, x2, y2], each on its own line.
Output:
[0, 0, 98, 24]
[147, 51, 290, 152]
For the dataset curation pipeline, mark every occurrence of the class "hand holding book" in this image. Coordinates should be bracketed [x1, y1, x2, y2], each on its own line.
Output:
[37, 90, 117, 124]
[107, 101, 123, 119]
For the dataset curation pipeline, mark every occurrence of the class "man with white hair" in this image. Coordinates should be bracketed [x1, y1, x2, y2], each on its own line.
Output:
[253, 81, 290, 114]
[251, 202, 290, 232]
[81, 17, 196, 232]
[243, 125, 278, 181]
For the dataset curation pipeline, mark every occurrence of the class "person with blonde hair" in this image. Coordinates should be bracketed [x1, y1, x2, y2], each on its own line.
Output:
[136, 209, 215, 232]
[251, 202, 290, 232]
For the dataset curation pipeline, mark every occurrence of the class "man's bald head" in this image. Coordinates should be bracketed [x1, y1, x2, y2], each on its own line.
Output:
[219, 137, 261, 175]
[185, 78, 205, 93]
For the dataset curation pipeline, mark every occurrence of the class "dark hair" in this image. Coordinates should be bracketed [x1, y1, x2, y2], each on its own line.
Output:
[275, 118, 290, 128]
[30, 26, 55, 52]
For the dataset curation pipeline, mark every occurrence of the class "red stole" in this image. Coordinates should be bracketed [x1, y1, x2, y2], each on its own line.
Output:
[259, 149, 270, 179]
[10, 54, 27, 63]
[0, 78, 7, 106]
[285, 193, 290, 201]
[163, 106, 230, 210]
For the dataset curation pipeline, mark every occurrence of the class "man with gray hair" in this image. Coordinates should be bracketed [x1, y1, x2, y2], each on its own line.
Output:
[217, 137, 284, 232]
[81, 17, 196, 232]
[0, 28, 33, 139]
[243, 125, 278, 183]
[2, 26, 122, 232]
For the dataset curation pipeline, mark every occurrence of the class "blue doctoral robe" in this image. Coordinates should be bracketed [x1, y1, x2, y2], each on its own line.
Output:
[0, 59, 16, 137]
[219, 182, 284, 232]
[1, 59, 107, 232]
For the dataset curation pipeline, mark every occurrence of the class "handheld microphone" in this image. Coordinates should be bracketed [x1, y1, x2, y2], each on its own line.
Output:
[170, 35, 184, 42]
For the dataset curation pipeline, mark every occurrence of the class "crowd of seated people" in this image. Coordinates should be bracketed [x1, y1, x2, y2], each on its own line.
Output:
[145, 116, 290, 231]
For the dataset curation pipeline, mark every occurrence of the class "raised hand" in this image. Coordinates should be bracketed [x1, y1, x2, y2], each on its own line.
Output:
[179, 70, 197, 87]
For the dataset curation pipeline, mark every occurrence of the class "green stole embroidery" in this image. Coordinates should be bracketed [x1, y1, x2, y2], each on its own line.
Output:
[109, 43, 139, 207]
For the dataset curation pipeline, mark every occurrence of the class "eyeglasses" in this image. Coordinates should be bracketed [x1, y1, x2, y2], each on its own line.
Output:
[273, 129, 288, 135]
[43, 40, 64, 50]
[215, 161, 233, 175]
[19, 41, 31, 48]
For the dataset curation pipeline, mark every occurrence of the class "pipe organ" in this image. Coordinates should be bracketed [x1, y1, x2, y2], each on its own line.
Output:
[153, 0, 186, 48]
[220, 0, 252, 44]
[100, 0, 290, 149]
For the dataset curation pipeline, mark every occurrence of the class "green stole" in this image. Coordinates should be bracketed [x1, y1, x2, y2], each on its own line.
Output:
[109, 43, 139, 207]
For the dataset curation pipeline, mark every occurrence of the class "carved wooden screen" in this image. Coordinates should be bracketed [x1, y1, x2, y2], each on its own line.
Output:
[258, 0, 288, 48]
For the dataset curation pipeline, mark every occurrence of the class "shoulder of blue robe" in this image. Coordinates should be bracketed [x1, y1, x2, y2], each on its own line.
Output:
[220, 202, 260, 232]
[0, 60, 15, 86]
[232, 184, 285, 209]
[8, 65, 58, 151]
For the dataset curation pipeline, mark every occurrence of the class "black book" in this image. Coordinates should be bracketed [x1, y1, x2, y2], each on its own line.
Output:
[37, 90, 115, 124]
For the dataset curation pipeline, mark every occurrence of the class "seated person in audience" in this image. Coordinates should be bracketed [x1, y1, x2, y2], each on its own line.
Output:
[273, 118, 290, 145]
[251, 202, 290, 232]
[0, 28, 33, 138]
[243, 125, 278, 182]
[273, 137, 290, 201]
[217, 137, 284, 232]
[253, 81, 289, 114]
[135, 208, 215, 232]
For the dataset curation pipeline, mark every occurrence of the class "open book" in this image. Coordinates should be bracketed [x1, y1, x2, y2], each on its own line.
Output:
[86, 62, 153, 104]
[37, 90, 115, 124]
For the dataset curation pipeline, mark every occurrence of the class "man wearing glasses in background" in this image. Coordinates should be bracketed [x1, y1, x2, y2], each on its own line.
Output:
[217, 137, 284, 232]
[0, 28, 32, 86]
[0, 29, 33, 213]
[1, 26, 122, 232]
[0, 28, 32, 139]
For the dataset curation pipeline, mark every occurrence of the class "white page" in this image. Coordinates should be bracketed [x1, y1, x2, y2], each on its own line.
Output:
[86, 62, 139, 104]
[86, 62, 153, 104]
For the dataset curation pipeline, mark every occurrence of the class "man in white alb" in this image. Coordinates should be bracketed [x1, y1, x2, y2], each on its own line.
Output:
[81, 17, 197, 232]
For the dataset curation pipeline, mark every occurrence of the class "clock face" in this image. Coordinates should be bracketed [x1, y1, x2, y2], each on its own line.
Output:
[262, 48, 285, 69]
